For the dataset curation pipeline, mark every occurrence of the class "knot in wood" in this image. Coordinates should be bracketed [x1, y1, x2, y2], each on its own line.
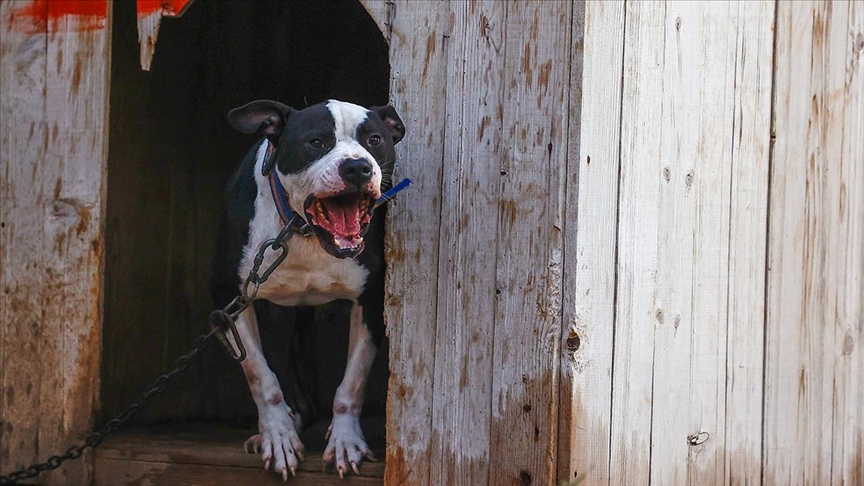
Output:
[687, 431, 710, 446]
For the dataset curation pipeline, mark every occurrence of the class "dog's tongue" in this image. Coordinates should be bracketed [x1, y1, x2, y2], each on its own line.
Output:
[321, 198, 361, 238]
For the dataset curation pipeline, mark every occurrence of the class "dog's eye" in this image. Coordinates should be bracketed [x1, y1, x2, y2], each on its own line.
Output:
[368, 134, 382, 146]
[309, 138, 324, 149]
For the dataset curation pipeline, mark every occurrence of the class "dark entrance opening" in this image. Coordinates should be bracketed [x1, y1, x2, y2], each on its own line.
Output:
[101, 0, 390, 478]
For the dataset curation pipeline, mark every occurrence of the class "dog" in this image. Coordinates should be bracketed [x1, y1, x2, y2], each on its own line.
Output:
[210, 99, 405, 479]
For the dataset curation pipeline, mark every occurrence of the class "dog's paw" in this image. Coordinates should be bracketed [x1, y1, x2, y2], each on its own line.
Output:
[245, 406, 305, 481]
[322, 415, 374, 478]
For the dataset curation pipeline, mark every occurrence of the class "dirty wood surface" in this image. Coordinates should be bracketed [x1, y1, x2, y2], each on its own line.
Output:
[488, 1, 571, 484]
[0, 1, 111, 484]
[608, 2, 775, 484]
[428, 1, 507, 485]
[558, 1, 620, 483]
[370, 1, 450, 485]
[764, 1, 864, 484]
[93, 424, 384, 485]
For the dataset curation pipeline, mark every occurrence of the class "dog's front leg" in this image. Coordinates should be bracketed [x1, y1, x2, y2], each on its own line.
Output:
[323, 303, 377, 477]
[229, 307, 305, 480]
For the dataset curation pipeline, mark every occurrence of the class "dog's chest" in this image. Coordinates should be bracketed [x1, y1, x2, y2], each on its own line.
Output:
[249, 236, 368, 307]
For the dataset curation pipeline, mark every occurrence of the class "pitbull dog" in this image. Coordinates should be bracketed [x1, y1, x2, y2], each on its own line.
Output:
[211, 99, 404, 479]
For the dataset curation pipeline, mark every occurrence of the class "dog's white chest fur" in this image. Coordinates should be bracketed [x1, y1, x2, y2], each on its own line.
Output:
[238, 141, 369, 307]
[256, 236, 368, 306]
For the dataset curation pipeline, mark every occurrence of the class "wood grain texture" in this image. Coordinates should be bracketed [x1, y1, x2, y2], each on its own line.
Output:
[93, 425, 384, 484]
[429, 1, 505, 484]
[558, 1, 621, 484]
[0, 0, 49, 477]
[765, 1, 864, 484]
[610, 2, 774, 484]
[371, 1, 451, 485]
[1, 1, 110, 484]
[488, 1, 571, 484]
[723, 2, 774, 483]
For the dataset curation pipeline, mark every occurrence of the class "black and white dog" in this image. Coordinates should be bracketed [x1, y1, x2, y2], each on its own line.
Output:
[211, 99, 404, 479]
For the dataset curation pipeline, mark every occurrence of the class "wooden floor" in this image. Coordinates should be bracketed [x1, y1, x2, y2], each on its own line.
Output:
[94, 422, 385, 485]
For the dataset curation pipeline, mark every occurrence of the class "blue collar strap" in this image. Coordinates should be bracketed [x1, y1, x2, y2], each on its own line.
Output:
[264, 141, 412, 234]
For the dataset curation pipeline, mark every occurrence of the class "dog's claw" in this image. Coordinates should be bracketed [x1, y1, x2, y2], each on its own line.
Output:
[290, 466, 297, 477]
[338, 466, 345, 479]
[282, 469, 288, 482]
[325, 424, 333, 441]
[351, 461, 360, 475]
[265, 458, 271, 470]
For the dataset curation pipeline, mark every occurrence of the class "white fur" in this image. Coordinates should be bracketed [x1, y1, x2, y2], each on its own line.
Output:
[323, 304, 377, 475]
[229, 308, 304, 480]
[239, 140, 369, 307]
[236, 106, 382, 477]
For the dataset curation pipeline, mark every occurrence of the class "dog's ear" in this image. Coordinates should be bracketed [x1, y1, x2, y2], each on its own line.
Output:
[370, 105, 405, 144]
[227, 100, 293, 142]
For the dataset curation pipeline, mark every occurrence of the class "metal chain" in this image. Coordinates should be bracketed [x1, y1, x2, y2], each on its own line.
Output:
[0, 329, 217, 485]
[0, 219, 300, 485]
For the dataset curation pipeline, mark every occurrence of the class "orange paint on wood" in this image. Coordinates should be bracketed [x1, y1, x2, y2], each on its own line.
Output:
[136, 0, 193, 18]
[7, 0, 107, 33]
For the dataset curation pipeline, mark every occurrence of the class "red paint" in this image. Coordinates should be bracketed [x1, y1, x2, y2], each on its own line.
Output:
[137, 0, 193, 18]
[8, 0, 107, 34]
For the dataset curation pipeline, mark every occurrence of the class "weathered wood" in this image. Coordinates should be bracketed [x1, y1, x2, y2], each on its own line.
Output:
[358, 0, 392, 43]
[0, 0, 49, 478]
[136, 0, 194, 70]
[558, 1, 621, 484]
[765, 1, 864, 484]
[370, 1, 451, 485]
[610, 2, 774, 484]
[723, 2, 774, 483]
[1, 1, 110, 484]
[429, 0, 506, 484]
[93, 426, 384, 483]
[95, 458, 381, 486]
[488, 1, 571, 484]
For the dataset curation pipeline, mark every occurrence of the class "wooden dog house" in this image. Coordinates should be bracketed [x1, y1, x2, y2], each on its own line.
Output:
[1, 1, 862, 485]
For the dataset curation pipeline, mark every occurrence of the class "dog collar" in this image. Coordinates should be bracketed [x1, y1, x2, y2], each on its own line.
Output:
[263, 140, 413, 236]
[264, 142, 314, 237]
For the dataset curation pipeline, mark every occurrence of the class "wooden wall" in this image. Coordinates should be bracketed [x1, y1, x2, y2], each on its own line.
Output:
[1, 1, 861, 485]
[0, 1, 111, 484]
[365, 1, 864, 485]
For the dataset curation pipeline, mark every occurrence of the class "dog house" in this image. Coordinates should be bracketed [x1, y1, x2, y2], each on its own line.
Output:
[1, 1, 862, 485]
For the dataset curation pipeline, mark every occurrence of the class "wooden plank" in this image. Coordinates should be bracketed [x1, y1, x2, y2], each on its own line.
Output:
[358, 0, 392, 42]
[1, 1, 110, 484]
[429, 1, 505, 484]
[488, 1, 571, 484]
[610, 2, 773, 484]
[374, 1, 450, 485]
[765, 1, 864, 484]
[94, 458, 382, 486]
[836, 7, 864, 486]
[0, 0, 49, 478]
[93, 427, 384, 479]
[608, 2, 668, 482]
[39, 2, 111, 484]
[136, 0, 194, 70]
[642, 3, 734, 484]
[558, 1, 622, 484]
[723, 2, 774, 484]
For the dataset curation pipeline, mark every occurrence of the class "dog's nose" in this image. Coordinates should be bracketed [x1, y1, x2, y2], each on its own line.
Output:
[339, 158, 374, 187]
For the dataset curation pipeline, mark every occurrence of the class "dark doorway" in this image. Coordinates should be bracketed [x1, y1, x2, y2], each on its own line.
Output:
[101, 0, 391, 454]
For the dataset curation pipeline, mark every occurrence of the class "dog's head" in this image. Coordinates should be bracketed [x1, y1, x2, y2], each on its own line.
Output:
[228, 100, 405, 259]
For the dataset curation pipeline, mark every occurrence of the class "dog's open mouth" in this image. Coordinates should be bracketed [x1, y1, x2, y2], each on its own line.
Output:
[304, 191, 375, 258]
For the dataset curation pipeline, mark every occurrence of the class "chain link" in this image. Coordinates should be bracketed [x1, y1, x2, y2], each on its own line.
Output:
[0, 330, 217, 485]
[0, 219, 300, 485]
